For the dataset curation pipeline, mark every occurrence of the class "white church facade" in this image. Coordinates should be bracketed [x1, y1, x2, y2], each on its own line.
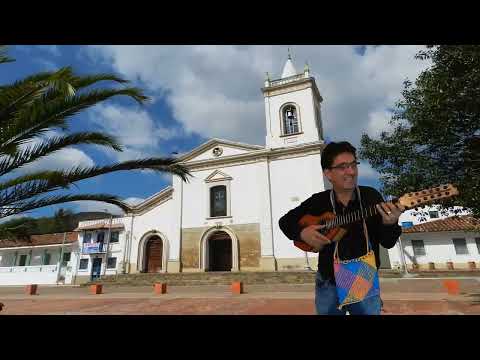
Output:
[73, 56, 331, 283]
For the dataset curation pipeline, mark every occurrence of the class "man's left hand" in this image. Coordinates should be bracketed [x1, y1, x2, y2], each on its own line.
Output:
[376, 202, 405, 225]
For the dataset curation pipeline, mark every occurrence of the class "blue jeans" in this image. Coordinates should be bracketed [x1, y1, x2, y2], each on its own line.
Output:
[315, 272, 382, 315]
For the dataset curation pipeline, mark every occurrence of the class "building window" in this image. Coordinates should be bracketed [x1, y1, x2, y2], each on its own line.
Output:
[453, 238, 469, 255]
[411, 240, 426, 256]
[97, 232, 105, 243]
[79, 259, 89, 270]
[84, 232, 92, 243]
[63, 252, 71, 262]
[429, 210, 439, 219]
[110, 231, 119, 243]
[282, 105, 299, 135]
[43, 253, 51, 265]
[476, 238, 480, 254]
[18, 254, 27, 266]
[107, 257, 117, 269]
[210, 185, 227, 217]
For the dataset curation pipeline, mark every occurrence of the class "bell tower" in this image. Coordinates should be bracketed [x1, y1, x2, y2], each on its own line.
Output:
[262, 52, 324, 149]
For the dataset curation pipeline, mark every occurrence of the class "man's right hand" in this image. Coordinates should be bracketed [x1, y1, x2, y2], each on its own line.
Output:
[300, 225, 331, 253]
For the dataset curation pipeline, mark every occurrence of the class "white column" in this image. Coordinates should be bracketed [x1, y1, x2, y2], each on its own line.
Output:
[169, 176, 183, 272]
[259, 160, 277, 270]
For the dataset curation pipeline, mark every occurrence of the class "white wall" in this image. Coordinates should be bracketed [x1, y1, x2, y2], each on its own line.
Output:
[76, 221, 131, 277]
[388, 231, 480, 268]
[182, 162, 265, 229]
[270, 152, 326, 259]
[129, 199, 174, 271]
[0, 244, 77, 285]
[0, 265, 59, 285]
[265, 86, 321, 149]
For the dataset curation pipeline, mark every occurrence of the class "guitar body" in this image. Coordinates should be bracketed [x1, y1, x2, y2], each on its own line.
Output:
[294, 211, 348, 252]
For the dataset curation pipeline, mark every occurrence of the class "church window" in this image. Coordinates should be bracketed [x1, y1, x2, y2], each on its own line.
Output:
[210, 185, 227, 217]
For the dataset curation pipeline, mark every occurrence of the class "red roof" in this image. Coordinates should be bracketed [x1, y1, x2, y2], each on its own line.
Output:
[0, 232, 78, 249]
[74, 223, 124, 231]
[402, 216, 480, 233]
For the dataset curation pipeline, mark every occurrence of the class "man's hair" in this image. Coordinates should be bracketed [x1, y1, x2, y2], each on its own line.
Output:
[321, 141, 357, 170]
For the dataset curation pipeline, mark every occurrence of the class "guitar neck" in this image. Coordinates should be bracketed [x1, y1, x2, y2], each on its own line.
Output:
[324, 202, 384, 229]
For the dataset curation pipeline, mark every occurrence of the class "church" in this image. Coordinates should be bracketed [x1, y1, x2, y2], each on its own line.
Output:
[73, 55, 331, 282]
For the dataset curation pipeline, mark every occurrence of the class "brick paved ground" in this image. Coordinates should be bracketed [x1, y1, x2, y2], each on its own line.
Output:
[1, 278, 479, 315]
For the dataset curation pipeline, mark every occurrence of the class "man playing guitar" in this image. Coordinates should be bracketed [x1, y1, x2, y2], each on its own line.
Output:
[279, 141, 405, 315]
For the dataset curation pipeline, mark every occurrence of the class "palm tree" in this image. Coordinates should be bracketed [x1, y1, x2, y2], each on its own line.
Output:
[0, 46, 190, 228]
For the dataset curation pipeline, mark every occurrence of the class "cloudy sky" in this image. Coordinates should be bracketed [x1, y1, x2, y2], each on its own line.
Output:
[1, 45, 431, 218]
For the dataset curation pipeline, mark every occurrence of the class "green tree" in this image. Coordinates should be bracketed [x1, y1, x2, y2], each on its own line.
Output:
[360, 45, 480, 218]
[0, 46, 190, 238]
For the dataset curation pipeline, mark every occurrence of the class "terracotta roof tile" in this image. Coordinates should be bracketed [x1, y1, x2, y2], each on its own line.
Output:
[0, 232, 78, 249]
[402, 216, 480, 233]
[74, 223, 124, 231]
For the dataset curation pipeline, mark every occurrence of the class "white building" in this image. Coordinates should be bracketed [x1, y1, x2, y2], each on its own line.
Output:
[0, 232, 78, 285]
[389, 212, 480, 271]
[73, 56, 332, 283]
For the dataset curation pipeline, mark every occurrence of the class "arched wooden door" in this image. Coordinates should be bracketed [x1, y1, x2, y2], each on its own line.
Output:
[145, 236, 163, 273]
[208, 231, 232, 271]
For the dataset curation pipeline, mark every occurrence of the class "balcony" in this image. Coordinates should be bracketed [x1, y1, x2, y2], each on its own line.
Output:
[0, 265, 58, 273]
[82, 242, 106, 254]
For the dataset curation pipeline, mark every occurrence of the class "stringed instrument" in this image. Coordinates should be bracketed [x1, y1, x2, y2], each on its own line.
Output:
[294, 184, 460, 252]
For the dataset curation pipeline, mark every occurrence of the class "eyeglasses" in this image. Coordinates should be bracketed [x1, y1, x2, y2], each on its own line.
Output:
[329, 161, 360, 171]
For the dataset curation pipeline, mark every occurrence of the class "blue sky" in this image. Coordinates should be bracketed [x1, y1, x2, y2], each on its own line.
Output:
[1, 45, 431, 219]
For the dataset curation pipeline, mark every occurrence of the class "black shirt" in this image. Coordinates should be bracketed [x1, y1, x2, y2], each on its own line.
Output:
[278, 186, 402, 281]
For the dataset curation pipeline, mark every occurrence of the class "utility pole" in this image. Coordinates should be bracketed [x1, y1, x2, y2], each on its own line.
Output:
[102, 211, 113, 277]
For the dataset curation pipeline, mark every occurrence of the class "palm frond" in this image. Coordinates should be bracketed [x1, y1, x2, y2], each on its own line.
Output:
[1, 193, 131, 218]
[70, 74, 130, 89]
[1, 87, 148, 154]
[0, 132, 122, 176]
[0, 45, 14, 65]
[0, 158, 190, 208]
[56, 157, 191, 183]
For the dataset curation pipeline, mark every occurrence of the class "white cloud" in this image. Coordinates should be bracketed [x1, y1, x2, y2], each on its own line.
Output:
[357, 161, 380, 182]
[72, 201, 124, 215]
[367, 109, 395, 137]
[84, 45, 432, 150]
[88, 103, 180, 162]
[124, 197, 145, 206]
[5, 130, 95, 178]
[72, 196, 148, 215]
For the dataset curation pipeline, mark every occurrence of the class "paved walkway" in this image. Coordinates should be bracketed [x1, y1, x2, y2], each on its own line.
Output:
[1, 278, 479, 315]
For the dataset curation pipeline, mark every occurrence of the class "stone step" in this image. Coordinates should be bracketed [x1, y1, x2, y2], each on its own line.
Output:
[85, 271, 319, 286]
[84, 270, 480, 287]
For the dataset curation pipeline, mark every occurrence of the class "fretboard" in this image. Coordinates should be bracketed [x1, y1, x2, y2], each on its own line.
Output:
[322, 203, 381, 229]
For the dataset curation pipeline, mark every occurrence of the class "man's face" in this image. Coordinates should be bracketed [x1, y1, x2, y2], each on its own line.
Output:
[324, 152, 358, 192]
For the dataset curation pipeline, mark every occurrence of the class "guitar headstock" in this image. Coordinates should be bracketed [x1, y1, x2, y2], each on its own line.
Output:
[398, 184, 459, 209]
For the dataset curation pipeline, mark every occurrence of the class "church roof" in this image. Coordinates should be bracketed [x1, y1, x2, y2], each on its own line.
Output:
[281, 56, 298, 78]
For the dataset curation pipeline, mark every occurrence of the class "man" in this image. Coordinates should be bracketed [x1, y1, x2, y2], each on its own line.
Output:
[279, 141, 404, 315]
